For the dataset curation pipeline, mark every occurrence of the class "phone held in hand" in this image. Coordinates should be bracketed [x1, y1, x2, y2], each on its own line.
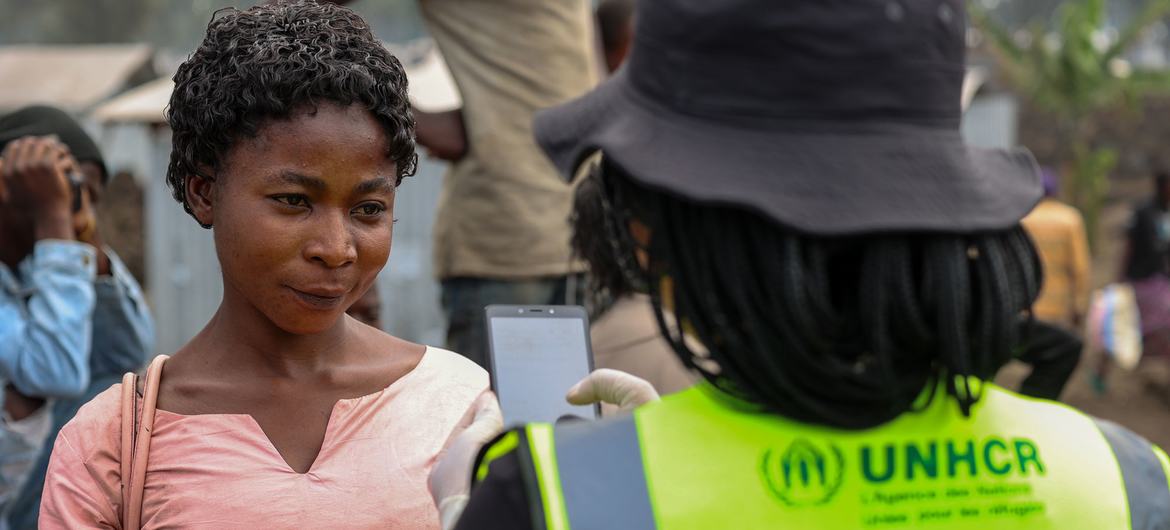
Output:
[485, 305, 600, 425]
[68, 171, 84, 213]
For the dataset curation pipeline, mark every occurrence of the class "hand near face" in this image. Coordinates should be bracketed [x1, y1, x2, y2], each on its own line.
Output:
[0, 136, 78, 241]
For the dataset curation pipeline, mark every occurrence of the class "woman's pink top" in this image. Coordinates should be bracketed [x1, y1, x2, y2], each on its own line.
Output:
[40, 347, 489, 529]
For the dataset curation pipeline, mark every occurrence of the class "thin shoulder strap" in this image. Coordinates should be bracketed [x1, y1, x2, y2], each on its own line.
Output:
[122, 354, 169, 530]
[119, 372, 136, 526]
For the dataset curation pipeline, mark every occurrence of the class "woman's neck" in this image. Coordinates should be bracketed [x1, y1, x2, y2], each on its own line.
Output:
[183, 290, 352, 379]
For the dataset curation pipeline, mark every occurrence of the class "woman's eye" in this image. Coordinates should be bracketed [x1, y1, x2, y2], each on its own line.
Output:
[273, 195, 309, 208]
[354, 203, 386, 217]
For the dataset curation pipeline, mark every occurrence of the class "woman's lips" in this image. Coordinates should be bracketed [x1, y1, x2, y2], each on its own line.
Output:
[287, 286, 345, 310]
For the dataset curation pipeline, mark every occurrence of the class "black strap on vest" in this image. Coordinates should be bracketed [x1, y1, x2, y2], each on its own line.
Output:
[553, 416, 658, 529]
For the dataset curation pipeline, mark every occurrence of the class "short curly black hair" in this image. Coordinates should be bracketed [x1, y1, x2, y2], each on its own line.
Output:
[166, 0, 417, 226]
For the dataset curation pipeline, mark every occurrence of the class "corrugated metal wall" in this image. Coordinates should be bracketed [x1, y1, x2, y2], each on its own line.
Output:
[377, 158, 448, 346]
[144, 128, 220, 355]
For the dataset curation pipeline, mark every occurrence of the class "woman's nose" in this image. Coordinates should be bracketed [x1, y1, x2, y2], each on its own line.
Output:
[303, 210, 357, 268]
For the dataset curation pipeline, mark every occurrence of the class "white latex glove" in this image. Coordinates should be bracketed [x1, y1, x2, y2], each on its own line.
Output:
[565, 368, 660, 412]
[429, 393, 504, 530]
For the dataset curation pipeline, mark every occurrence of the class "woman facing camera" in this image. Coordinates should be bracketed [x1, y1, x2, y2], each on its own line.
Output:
[40, 2, 489, 528]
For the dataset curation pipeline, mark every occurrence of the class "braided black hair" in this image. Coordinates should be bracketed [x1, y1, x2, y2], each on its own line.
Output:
[570, 159, 636, 315]
[592, 157, 1042, 429]
[166, 0, 417, 226]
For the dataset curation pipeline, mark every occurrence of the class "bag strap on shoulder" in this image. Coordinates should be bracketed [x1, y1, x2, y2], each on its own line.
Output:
[119, 354, 169, 530]
[119, 371, 135, 526]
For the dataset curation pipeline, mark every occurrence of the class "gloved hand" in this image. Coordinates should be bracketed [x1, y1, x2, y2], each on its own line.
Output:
[428, 371, 658, 529]
[429, 393, 504, 530]
[565, 369, 660, 412]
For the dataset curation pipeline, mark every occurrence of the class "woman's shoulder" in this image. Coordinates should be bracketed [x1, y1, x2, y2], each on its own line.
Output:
[412, 346, 489, 393]
[382, 346, 489, 421]
[375, 347, 491, 456]
[55, 383, 125, 461]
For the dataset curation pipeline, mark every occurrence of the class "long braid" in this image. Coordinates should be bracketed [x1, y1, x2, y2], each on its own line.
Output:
[600, 159, 1041, 428]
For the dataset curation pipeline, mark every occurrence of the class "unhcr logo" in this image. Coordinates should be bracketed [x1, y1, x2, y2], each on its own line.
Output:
[760, 438, 845, 507]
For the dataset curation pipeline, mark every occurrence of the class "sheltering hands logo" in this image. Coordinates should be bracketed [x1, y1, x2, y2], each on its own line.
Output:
[760, 438, 845, 507]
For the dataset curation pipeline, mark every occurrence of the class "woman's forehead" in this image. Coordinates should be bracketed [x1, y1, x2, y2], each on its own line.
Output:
[223, 103, 396, 185]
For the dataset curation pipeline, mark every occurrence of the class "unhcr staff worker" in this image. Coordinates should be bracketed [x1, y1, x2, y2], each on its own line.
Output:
[444, 0, 1170, 528]
[40, 2, 490, 528]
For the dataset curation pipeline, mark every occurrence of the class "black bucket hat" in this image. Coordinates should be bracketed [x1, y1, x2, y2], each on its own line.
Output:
[535, 0, 1041, 234]
[0, 105, 109, 184]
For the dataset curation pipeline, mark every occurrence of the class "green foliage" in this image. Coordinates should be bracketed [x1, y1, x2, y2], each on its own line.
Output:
[972, 0, 1170, 249]
[1070, 145, 1118, 248]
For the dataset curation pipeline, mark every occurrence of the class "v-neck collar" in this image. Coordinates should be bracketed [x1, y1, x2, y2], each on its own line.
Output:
[152, 346, 434, 475]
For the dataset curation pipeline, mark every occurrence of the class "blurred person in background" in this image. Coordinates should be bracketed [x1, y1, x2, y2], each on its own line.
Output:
[413, 0, 599, 369]
[1014, 167, 1089, 400]
[596, 0, 635, 74]
[440, 1, 1170, 528]
[347, 283, 383, 330]
[570, 161, 693, 397]
[1124, 172, 1170, 361]
[0, 106, 153, 530]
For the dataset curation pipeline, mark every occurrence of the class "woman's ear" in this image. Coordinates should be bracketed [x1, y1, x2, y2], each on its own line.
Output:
[185, 173, 216, 228]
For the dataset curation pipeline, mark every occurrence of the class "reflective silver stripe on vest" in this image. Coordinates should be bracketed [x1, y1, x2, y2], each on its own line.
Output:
[554, 416, 658, 530]
[1094, 418, 1170, 530]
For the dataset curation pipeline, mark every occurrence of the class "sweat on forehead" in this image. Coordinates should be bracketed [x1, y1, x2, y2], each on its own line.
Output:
[164, 0, 417, 226]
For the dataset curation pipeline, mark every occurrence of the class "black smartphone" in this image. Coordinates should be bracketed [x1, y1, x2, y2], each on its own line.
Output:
[68, 171, 84, 212]
[485, 305, 600, 425]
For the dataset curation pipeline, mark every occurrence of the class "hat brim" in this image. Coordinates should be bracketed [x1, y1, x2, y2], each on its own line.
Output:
[534, 69, 1042, 235]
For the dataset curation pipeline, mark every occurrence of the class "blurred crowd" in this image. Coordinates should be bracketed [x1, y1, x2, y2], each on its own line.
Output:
[1, 0, 1169, 528]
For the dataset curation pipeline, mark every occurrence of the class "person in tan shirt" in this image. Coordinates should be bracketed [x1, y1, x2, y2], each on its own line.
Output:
[1022, 193, 1091, 329]
[415, 0, 600, 368]
[1016, 168, 1090, 400]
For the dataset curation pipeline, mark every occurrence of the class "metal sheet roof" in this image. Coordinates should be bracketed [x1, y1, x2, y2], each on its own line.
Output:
[92, 76, 172, 123]
[0, 44, 154, 113]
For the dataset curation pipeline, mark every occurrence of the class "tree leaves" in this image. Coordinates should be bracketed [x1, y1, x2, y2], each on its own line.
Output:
[972, 0, 1170, 249]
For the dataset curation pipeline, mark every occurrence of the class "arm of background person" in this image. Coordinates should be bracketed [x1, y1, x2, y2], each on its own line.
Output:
[0, 241, 95, 398]
[1120, 208, 1143, 282]
[89, 248, 154, 377]
[414, 108, 468, 162]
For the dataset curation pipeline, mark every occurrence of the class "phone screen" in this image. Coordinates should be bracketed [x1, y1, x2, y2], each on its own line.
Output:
[487, 306, 598, 425]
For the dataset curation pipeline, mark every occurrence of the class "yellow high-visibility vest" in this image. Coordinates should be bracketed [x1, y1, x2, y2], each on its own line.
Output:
[476, 383, 1170, 529]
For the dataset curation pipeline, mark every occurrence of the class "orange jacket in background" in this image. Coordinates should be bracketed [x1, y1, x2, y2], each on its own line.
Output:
[1021, 198, 1092, 328]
